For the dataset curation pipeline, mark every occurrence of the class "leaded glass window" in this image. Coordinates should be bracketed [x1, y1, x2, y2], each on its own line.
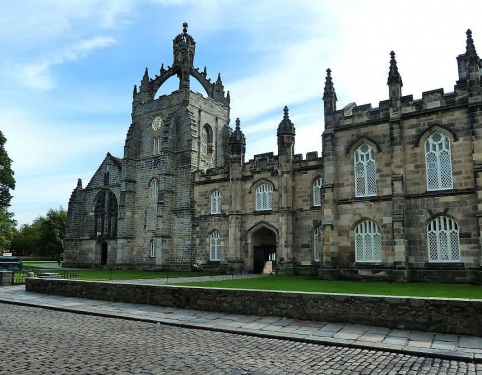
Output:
[149, 240, 155, 258]
[354, 144, 377, 197]
[427, 216, 460, 262]
[201, 127, 208, 155]
[153, 137, 161, 155]
[150, 179, 158, 198]
[210, 230, 221, 261]
[425, 132, 453, 191]
[355, 220, 382, 262]
[313, 227, 322, 262]
[255, 184, 273, 211]
[211, 190, 221, 214]
[313, 178, 322, 207]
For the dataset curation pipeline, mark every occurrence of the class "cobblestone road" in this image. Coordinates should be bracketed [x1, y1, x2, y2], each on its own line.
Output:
[1, 304, 481, 375]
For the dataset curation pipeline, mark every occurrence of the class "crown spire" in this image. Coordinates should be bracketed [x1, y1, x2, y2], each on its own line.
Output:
[277, 106, 295, 136]
[229, 118, 246, 157]
[387, 51, 403, 86]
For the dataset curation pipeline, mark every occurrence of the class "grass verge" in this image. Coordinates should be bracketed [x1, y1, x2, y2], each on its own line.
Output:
[22, 266, 220, 281]
[174, 275, 482, 299]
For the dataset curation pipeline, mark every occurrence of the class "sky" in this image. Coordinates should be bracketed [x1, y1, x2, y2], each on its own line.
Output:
[1, 0, 481, 226]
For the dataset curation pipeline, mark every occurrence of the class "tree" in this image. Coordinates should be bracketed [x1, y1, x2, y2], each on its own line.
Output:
[39, 208, 67, 259]
[0, 131, 16, 250]
[10, 221, 43, 256]
[11, 208, 66, 258]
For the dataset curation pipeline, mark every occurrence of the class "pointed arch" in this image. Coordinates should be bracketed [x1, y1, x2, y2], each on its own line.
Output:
[312, 177, 323, 207]
[248, 178, 276, 193]
[415, 123, 458, 147]
[424, 132, 453, 191]
[209, 230, 221, 261]
[354, 219, 382, 263]
[427, 216, 460, 262]
[92, 189, 118, 238]
[149, 178, 159, 198]
[210, 190, 222, 214]
[353, 143, 377, 197]
[245, 221, 279, 240]
[345, 135, 382, 155]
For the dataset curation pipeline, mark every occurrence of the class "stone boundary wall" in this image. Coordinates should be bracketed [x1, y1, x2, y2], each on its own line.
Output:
[25, 278, 482, 336]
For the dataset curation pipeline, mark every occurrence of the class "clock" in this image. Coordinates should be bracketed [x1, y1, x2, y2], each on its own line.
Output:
[151, 116, 162, 131]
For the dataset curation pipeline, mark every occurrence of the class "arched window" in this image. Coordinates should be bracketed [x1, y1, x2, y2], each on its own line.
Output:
[94, 189, 118, 238]
[354, 144, 377, 197]
[149, 239, 156, 258]
[427, 216, 460, 262]
[313, 178, 323, 207]
[210, 230, 221, 261]
[150, 179, 158, 198]
[201, 127, 208, 155]
[153, 137, 161, 155]
[355, 220, 382, 262]
[255, 184, 273, 211]
[211, 190, 222, 214]
[425, 132, 453, 191]
[313, 227, 322, 262]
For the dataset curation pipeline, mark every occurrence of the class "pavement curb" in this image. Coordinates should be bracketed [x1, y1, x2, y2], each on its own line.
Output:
[0, 298, 478, 364]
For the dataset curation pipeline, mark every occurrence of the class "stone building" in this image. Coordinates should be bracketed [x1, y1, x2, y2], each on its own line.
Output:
[64, 25, 482, 283]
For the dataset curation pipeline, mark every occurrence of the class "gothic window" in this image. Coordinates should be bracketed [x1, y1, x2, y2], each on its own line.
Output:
[143, 209, 148, 232]
[354, 144, 377, 197]
[313, 227, 322, 262]
[149, 239, 156, 258]
[427, 216, 460, 262]
[425, 132, 453, 191]
[103, 164, 110, 185]
[255, 183, 273, 211]
[211, 190, 222, 214]
[94, 189, 118, 238]
[355, 220, 382, 263]
[201, 127, 208, 155]
[210, 230, 221, 261]
[153, 137, 161, 155]
[150, 179, 158, 198]
[313, 178, 323, 207]
[201, 124, 213, 156]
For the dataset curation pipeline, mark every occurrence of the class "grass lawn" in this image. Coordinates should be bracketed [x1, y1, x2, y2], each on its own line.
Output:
[22, 264, 220, 281]
[174, 275, 482, 299]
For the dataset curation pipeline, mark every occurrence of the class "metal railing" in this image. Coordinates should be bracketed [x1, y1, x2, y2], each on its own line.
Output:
[12, 271, 78, 285]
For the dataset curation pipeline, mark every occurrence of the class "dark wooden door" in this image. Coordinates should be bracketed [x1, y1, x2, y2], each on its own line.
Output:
[100, 243, 108, 265]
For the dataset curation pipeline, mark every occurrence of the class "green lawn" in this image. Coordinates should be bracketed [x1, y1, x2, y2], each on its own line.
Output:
[174, 275, 482, 299]
[22, 265, 220, 281]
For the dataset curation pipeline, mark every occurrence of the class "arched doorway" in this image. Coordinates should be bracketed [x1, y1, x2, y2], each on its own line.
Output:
[100, 243, 108, 265]
[251, 227, 277, 273]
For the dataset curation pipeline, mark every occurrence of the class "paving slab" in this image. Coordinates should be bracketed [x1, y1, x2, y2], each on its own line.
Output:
[1, 284, 482, 363]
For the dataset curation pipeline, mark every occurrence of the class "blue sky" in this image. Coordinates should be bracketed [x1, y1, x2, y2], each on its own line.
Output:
[1, 0, 481, 226]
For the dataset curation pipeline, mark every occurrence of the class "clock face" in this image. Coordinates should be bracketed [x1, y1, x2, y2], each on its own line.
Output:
[151, 116, 162, 131]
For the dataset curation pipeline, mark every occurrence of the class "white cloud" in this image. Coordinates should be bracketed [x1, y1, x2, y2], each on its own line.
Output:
[9, 36, 116, 90]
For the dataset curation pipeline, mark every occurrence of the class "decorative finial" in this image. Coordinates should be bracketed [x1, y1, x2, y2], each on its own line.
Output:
[466, 29, 479, 61]
[323, 68, 336, 101]
[387, 51, 403, 86]
[283, 106, 289, 120]
[235, 118, 241, 129]
[133, 85, 137, 94]
[77, 178, 83, 189]
[216, 73, 222, 84]
[183, 22, 188, 33]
